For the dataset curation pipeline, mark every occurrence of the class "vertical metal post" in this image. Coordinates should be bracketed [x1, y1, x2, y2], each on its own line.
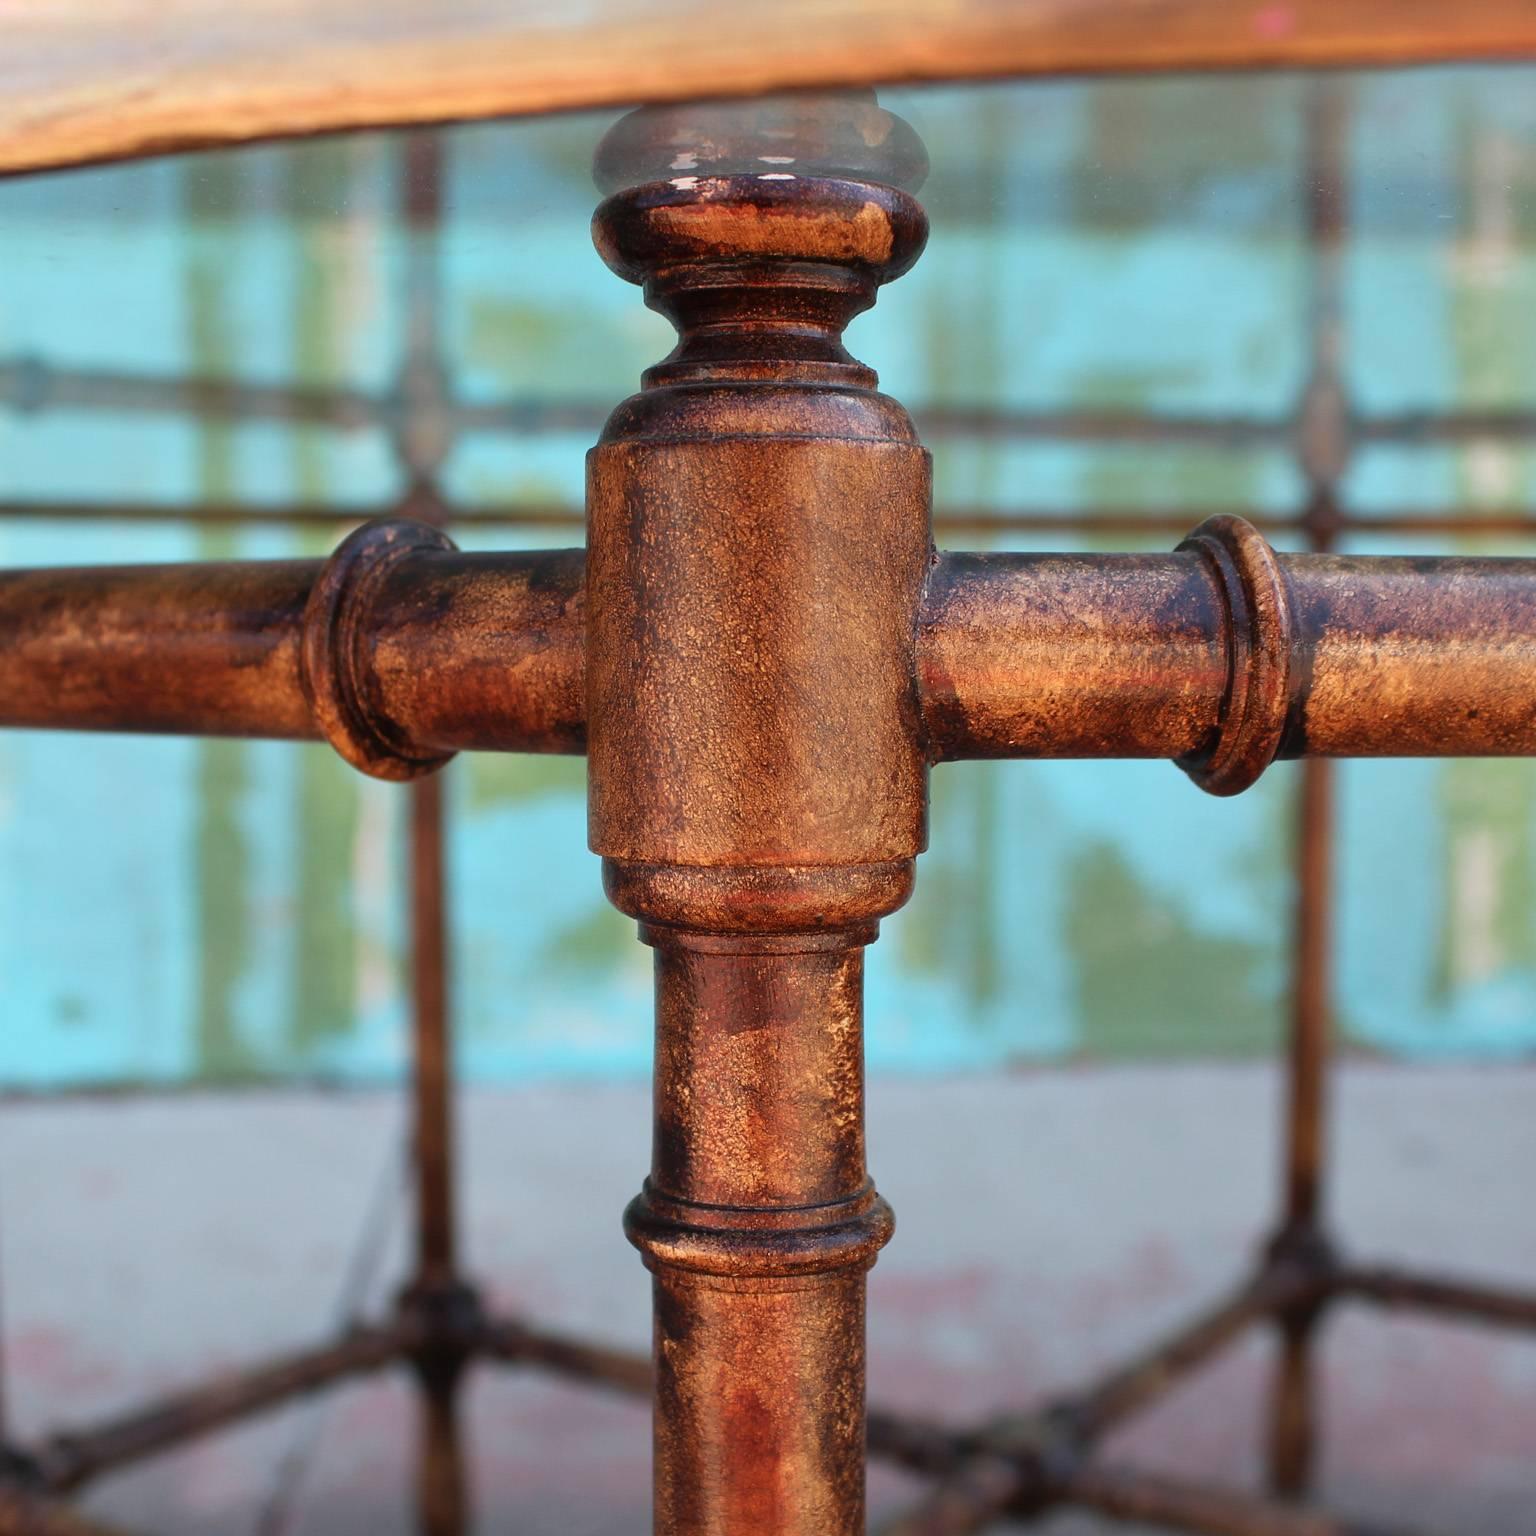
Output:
[1267, 77, 1349, 1499]
[409, 769, 456, 1292]
[586, 95, 930, 1535]
[1268, 754, 1335, 1496]
[632, 931, 893, 1534]
[400, 130, 458, 1298]
[395, 129, 472, 1536]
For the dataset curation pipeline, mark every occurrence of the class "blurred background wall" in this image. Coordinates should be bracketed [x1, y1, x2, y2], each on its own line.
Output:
[2, 66, 1535, 1088]
[4, 65, 1536, 1536]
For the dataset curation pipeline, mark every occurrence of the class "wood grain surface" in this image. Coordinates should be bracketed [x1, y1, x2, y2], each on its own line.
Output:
[4, 1, 1536, 176]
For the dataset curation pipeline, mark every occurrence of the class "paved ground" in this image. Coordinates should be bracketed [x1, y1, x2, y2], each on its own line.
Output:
[0, 1066, 1532, 1534]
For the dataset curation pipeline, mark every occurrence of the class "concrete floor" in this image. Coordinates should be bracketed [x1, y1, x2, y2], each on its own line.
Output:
[0, 1066, 1532, 1534]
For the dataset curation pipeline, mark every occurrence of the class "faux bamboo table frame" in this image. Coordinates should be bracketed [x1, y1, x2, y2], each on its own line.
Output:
[5, 16, 1536, 1536]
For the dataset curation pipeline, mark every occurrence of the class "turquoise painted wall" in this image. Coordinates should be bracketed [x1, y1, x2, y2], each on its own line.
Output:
[3, 70, 1536, 1087]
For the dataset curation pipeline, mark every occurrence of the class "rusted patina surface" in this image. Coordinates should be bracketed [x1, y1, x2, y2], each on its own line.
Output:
[12, 515, 1536, 797]
[920, 531, 1536, 788]
[628, 931, 892, 1534]
[0, 527, 585, 765]
[919, 549, 1231, 762]
[587, 96, 928, 1536]
[0, 558, 319, 740]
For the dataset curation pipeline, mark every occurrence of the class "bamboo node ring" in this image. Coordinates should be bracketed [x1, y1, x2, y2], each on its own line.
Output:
[301, 516, 458, 781]
[1176, 514, 1294, 797]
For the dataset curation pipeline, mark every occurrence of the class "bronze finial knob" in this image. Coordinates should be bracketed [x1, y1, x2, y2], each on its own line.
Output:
[590, 93, 929, 392]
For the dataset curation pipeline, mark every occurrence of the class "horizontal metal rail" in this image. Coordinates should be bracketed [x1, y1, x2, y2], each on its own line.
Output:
[478, 1317, 652, 1396]
[921, 527, 1536, 783]
[1064, 1463, 1421, 1536]
[24, 1323, 410, 1495]
[0, 522, 585, 769]
[5, 1250, 1518, 1531]
[1338, 1265, 1536, 1330]
[1058, 1263, 1329, 1441]
[9, 515, 1536, 797]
